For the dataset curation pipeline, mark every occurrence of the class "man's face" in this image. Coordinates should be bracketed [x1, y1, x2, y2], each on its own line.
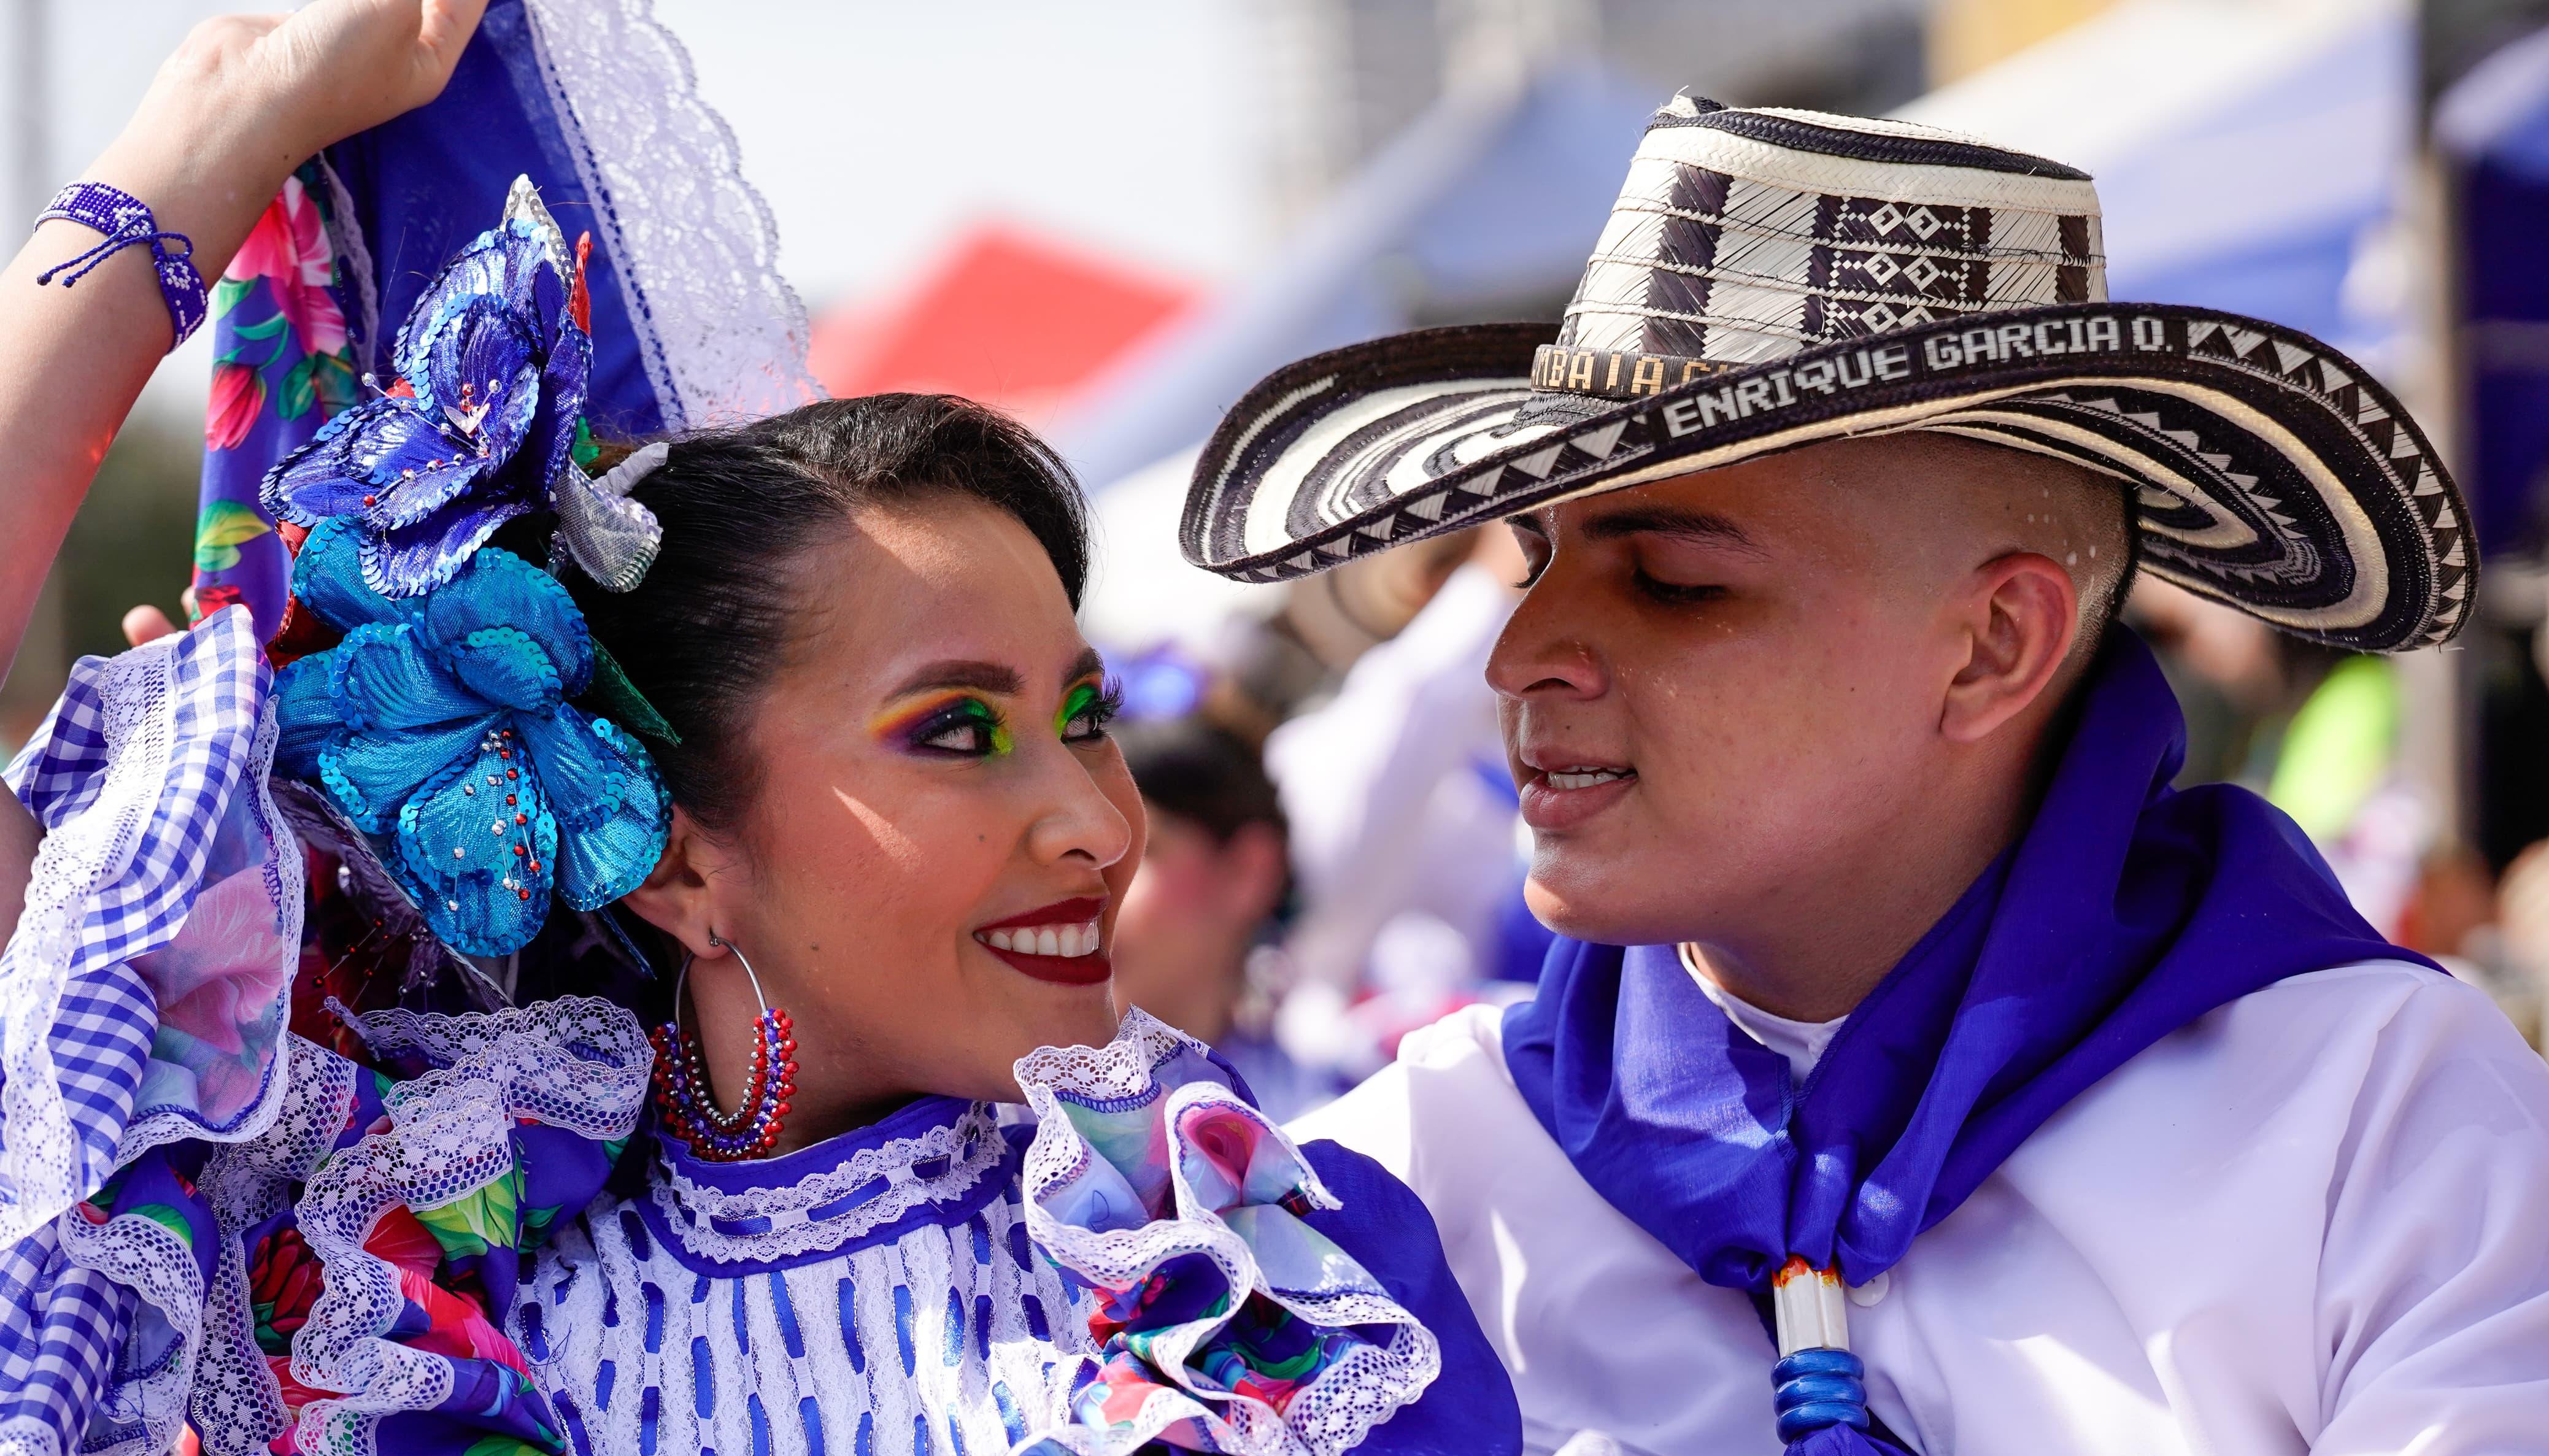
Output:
[1491, 434, 2024, 948]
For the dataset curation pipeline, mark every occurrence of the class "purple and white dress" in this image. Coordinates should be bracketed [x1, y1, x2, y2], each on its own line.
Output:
[0, 617, 1519, 1456]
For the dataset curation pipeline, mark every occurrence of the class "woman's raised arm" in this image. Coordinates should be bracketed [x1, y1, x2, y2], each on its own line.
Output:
[0, 0, 487, 940]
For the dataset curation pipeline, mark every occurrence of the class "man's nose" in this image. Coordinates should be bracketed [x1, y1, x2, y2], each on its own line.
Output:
[1487, 579, 1608, 701]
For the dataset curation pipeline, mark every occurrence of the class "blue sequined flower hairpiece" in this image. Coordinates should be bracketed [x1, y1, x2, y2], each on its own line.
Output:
[261, 177, 659, 598]
[272, 517, 671, 956]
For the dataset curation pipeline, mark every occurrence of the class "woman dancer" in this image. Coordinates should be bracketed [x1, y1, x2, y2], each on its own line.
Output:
[0, 5, 1517, 1455]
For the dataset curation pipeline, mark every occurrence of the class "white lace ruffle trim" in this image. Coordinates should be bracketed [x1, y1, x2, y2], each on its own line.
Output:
[518, 0, 820, 429]
[0, 609, 292, 1249]
[177, 1000, 652, 1456]
[652, 1101, 1009, 1266]
[1014, 1010, 1442, 1456]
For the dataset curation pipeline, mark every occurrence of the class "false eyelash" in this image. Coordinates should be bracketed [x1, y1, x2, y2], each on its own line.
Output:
[1063, 678, 1126, 740]
[904, 696, 1009, 757]
[1089, 678, 1127, 724]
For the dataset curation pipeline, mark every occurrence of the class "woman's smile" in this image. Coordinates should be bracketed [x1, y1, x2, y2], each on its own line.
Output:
[973, 895, 1111, 984]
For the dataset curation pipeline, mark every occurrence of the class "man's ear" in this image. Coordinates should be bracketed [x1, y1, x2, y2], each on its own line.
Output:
[617, 805, 731, 962]
[1941, 551, 2078, 744]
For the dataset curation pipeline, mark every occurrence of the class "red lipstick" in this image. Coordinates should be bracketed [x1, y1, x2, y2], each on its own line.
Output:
[973, 897, 1111, 986]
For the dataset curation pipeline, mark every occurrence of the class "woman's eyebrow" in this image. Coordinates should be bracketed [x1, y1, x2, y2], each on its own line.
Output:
[1060, 647, 1104, 688]
[887, 660, 1025, 698]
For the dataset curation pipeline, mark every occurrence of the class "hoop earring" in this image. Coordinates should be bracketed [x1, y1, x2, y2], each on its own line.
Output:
[647, 932, 799, 1160]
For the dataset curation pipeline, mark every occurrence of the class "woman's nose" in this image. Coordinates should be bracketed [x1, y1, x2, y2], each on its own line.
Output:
[1023, 745, 1134, 869]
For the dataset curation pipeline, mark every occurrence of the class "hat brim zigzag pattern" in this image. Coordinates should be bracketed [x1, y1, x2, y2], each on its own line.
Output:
[1181, 304, 2470, 653]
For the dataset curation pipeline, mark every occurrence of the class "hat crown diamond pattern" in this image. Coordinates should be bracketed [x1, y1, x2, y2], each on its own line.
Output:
[1543, 93, 2107, 395]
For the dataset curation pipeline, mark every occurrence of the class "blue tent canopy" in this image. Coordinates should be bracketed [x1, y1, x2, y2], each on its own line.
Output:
[2438, 21, 2549, 555]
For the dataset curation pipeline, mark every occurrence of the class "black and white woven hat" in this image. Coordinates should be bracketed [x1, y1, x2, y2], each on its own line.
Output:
[1182, 93, 2471, 652]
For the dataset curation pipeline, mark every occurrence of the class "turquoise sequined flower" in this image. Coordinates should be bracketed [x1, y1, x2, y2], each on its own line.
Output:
[274, 517, 669, 955]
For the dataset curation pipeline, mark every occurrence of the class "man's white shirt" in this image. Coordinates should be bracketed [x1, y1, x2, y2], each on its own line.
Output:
[1294, 959, 2549, 1455]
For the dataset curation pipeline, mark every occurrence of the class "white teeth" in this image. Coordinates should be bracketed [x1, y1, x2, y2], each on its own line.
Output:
[1546, 768, 1630, 790]
[979, 920, 1107, 958]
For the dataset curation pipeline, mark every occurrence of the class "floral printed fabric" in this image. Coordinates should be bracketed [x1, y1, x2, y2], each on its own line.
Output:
[234, 1003, 646, 1456]
[194, 166, 364, 640]
[0, 614, 293, 1456]
[1013, 1014, 1443, 1456]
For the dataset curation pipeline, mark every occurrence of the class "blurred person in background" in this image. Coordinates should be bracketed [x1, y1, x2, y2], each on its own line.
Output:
[1181, 92, 2548, 1455]
[1265, 527, 1543, 1079]
[2134, 574, 2507, 974]
[1108, 714, 1332, 1118]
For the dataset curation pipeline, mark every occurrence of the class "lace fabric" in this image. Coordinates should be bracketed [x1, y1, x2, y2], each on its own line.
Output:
[519, 0, 819, 429]
[651, 1101, 1011, 1266]
[52, 1173, 215, 1456]
[1014, 1011, 1442, 1456]
[529, 1174, 1096, 1456]
[0, 609, 288, 1249]
[281, 1000, 649, 1455]
[193, 1047, 361, 1456]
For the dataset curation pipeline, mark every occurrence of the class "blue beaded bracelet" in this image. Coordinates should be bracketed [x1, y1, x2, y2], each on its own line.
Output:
[34, 182, 207, 350]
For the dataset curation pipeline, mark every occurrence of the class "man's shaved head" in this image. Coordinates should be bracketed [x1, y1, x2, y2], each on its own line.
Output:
[1833, 430, 2134, 685]
[1490, 430, 2140, 1017]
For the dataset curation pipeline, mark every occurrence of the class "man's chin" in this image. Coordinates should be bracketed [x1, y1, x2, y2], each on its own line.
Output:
[1522, 863, 1696, 948]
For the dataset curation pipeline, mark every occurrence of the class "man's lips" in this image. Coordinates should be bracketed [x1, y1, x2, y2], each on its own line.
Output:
[1516, 760, 1638, 831]
[973, 896, 1109, 986]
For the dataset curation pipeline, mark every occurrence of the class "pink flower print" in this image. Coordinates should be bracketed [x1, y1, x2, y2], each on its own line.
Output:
[226, 175, 346, 358]
[207, 361, 264, 451]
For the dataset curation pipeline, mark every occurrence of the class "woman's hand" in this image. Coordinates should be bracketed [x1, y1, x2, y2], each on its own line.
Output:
[0, 0, 488, 944]
[103, 1, 490, 275]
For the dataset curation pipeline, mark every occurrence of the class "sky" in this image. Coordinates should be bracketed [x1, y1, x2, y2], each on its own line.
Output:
[2, 0, 1268, 423]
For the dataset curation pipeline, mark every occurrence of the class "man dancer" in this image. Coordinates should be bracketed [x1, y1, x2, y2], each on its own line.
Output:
[1184, 94, 2549, 1453]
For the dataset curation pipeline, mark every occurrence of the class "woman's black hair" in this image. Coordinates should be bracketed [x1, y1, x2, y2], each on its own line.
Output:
[563, 393, 1092, 835]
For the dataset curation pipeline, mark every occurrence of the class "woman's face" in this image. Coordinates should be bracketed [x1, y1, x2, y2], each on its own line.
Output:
[666, 494, 1144, 1135]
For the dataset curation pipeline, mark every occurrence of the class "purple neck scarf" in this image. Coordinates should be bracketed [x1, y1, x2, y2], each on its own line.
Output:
[1502, 628, 2428, 1454]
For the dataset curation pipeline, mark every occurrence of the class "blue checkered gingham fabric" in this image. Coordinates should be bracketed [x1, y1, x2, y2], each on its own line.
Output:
[0, 1215, 139, 1455]
[0, 611, 266, 1456]
[2, 608, 268, 1232]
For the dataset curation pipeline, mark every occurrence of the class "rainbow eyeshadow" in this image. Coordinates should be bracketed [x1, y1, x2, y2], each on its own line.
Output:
[872, 693, 1014, 757]
[1056, 680, 1105, 737]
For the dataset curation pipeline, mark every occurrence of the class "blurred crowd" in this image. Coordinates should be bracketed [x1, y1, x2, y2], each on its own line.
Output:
[1099, 529, 2549, 1118]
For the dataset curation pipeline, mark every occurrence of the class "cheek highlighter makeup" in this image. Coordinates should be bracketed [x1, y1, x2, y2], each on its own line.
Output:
[971, 897, 1110, 985]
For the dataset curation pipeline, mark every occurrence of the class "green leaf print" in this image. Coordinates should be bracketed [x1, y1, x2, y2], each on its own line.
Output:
[193, 500, 272, 572]
[210, 276, 254, 322]
[230, 310, 291, 342]
[312, 352, 360, 412]
[412, 1167, 519, 1262]
[278, 356, 318, 421]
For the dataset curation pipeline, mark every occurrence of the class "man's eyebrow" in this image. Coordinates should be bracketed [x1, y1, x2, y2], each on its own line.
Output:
[887, 659, 1026, 698]
[1580, 504, 1765, 555]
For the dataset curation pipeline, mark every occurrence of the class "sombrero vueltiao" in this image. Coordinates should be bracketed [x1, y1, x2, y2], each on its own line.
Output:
[1182, 91, 2472, 653]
